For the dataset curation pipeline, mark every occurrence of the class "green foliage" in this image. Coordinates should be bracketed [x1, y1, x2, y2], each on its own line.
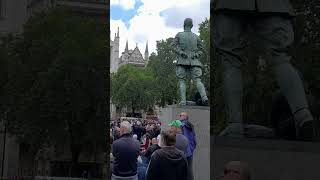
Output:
[147, 39, 178, 106]
[0, 8, 107, 165]
[111, 65, 156, 113]
[198, 18, 210, 96]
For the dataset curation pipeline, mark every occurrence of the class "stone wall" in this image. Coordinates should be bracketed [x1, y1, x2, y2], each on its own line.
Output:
[160, 105, 210, 180]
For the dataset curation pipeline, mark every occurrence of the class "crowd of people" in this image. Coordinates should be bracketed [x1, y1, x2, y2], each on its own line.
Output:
[110, 112, 196, 180]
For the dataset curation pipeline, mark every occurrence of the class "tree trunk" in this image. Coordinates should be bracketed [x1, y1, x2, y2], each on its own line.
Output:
[132, 102, 135, 117]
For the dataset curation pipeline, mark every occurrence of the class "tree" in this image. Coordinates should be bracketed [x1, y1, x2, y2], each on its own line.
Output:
[198, 18, 210, 96]
[147, 39, 178, 107]
[1, 8, 107, 176]
[111, 65, 156, 115]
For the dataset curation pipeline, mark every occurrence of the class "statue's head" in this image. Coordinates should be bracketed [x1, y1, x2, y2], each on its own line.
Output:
[183, 18, 193, 30]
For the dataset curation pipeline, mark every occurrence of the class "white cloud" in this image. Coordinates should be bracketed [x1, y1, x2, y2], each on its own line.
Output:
[110, 0, 210, 55]
[137, 0, 201, 14]
[111, 0, 136, 10]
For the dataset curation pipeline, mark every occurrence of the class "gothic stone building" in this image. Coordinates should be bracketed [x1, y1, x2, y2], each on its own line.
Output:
[110, 27, 149, 73]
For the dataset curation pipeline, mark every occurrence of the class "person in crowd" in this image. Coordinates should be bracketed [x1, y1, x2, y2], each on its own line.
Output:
[157, 134, 161, 146]
[137, 164, 147, 180]
[146, 129, 188, 180]
[133, 121, 145, 142]
[179, 112, 196, 180]
[113, 126, 121, 140]
[222, 161, 250, 180]
[146, 124, 156, 139]
[154, 123, 161, 137]
[169, 120, 189, 154]
[133, 134, 138, 141]
[143, 137, 161, 163]
[112, 121, 140, 180]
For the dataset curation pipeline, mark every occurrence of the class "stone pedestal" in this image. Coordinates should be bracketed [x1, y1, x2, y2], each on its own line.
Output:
[159, 105, 210, 180]
[212, 137, 320, 180]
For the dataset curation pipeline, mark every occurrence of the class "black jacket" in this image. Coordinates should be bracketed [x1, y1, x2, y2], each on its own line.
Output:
[132, 125, 145, 141]
[144, 144, 161, 161]
[146, 146, 188, 180]
[112, 133, 140, 177]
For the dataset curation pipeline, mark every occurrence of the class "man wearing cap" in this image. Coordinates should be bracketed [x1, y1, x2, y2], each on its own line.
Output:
[169, 120, 189, 154]
[179, 112, 196, 180]
[172, 18, 209, 106]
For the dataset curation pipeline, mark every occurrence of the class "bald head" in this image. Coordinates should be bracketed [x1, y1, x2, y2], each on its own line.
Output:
[179, 112, 189, 121]
[120, 121, 132, 136]
[151, 138, 158, 145]
[133, 134, 138, 140]
[223, 161, 250, 180]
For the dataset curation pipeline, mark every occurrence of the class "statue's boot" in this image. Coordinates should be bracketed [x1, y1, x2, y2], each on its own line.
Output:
[194, 78, 209, 106]
[273, 63, 316, 141]
[179, 79, 187, 106]
[219, 62, 244, 137]
[202, 99, 209, 106]
[294, 108, 316, 141]
[219, 122, 244, 138]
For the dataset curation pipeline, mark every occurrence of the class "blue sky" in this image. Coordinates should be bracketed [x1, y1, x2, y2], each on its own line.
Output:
[111, 0, 143, 28]
[110, 0, 210, 55]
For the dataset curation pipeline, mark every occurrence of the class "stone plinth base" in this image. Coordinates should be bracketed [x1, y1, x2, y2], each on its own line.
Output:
[159, 105, 210, 180]
[212, 137, 320, 180]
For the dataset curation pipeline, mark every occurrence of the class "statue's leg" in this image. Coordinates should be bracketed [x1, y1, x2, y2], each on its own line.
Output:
[255, 15, 315, 140]
[213, 12, 246, 137]
[176, 65, 187, 105]
[191, 67, 208, 104]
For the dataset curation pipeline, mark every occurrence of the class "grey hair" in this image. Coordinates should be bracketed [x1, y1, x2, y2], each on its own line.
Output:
[120, 121, 132, 134]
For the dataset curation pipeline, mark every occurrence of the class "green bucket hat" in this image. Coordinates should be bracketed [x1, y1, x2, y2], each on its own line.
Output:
[168, 120, 182, 128]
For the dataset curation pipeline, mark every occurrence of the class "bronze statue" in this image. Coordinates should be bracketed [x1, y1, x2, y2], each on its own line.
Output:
[212, 0, 316, 140]
[172, 18, 208, 106]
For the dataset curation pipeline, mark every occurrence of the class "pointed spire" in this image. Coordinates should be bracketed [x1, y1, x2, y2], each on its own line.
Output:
[117, 27, 119, 37]
[125, 40, 128, 52]
[136, 42, 138, 47]
[145, 41, 149, 54]
[144, 41, 149, 61]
